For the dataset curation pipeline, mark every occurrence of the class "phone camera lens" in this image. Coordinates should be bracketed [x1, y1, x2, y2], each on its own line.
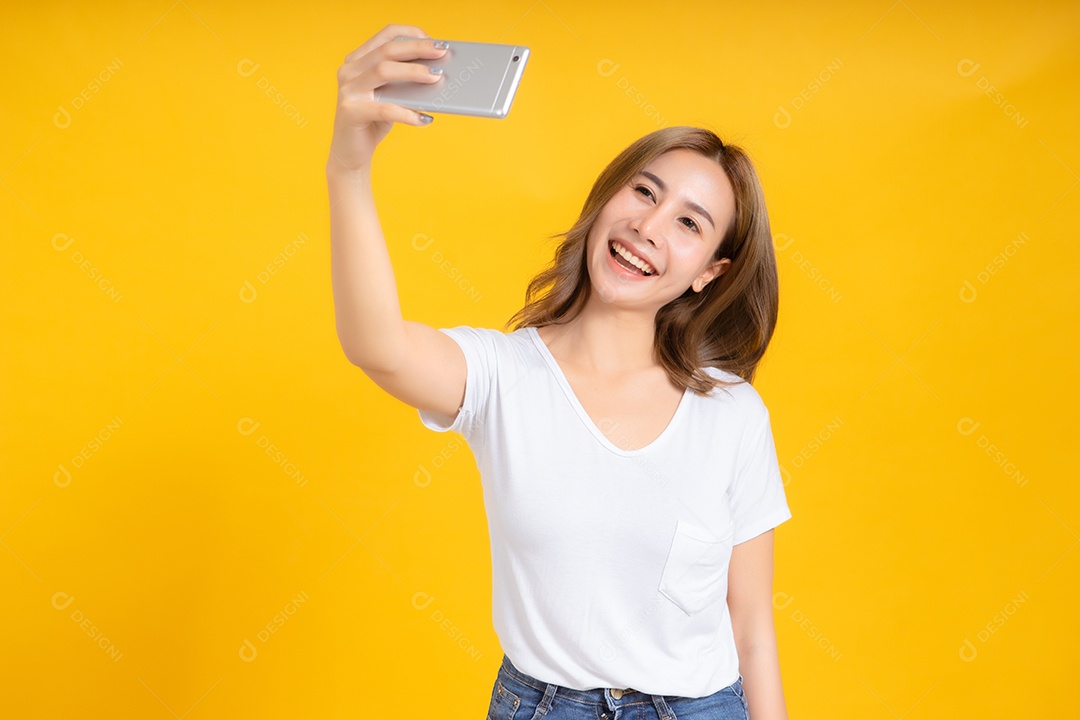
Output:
[512, 55, 519, 62]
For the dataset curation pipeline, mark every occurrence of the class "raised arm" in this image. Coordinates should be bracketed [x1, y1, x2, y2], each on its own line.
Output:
[327, 24, 467, 419]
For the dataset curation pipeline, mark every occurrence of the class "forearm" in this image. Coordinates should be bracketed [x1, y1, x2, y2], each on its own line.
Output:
[327, 165, 408, 371]
[737, 631, 788, 720]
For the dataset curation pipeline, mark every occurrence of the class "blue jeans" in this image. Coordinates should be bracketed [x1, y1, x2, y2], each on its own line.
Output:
[486, 654, 749, 720]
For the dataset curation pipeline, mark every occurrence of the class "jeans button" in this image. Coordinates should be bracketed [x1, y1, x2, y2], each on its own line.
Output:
[611, 688, 623, 699]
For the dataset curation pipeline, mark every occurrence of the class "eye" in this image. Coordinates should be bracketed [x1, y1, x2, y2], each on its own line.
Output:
[680, 217, 699, 232]
[633, 184, 655, 200]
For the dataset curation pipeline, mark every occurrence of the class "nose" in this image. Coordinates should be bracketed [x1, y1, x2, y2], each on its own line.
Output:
[629, 204, 667, 248]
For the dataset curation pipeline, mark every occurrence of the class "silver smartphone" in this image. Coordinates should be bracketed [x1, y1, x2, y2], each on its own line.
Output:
[375, 39, 530, 119]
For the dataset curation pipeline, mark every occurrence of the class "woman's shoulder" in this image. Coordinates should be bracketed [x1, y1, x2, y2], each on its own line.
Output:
[698, 366, 771, 418]
[440, 324, 533, 344]
[436, 324, 539, 361]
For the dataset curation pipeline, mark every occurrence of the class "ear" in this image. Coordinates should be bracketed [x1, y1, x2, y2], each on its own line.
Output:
[691, 257, 731, 293]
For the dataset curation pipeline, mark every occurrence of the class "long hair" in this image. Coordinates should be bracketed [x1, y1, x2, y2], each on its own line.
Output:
[507, 126, 779, 395]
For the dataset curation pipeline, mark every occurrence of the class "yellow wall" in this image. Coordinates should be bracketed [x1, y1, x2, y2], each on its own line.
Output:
[3, 1, 1077, 717]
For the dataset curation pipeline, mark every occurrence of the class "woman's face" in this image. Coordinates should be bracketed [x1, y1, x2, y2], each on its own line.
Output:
[585, 148, 737, 314]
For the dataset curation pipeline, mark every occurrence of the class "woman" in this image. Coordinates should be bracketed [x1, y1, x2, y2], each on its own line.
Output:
[328, 24, 792, 720]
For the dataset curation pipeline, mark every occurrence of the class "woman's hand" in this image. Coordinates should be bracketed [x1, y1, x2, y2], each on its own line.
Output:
[327, 24, 448, 175]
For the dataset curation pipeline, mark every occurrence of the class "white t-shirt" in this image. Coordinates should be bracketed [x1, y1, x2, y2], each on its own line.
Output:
[418, 325, 792, 698]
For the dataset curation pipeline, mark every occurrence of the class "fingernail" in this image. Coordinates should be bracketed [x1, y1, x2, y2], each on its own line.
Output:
[432, 40, 449, 49]
[429, 66, 443, 75]
[419, 113, 433, 124]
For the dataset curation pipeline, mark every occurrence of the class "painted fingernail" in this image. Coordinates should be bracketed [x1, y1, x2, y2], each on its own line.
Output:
[432, 40, 449, 49]
[429, 66, 443, 75]
[419, 113, 433, 124]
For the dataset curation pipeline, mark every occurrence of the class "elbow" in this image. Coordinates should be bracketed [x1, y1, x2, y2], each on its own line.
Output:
[338, 341, 401, 376]
[335, 319, 409, 374]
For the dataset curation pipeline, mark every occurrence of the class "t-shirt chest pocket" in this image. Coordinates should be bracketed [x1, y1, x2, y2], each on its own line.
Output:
[658, 518, 735, 616]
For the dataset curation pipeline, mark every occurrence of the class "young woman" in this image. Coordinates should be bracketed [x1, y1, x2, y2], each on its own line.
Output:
[328, 24, 792, 720]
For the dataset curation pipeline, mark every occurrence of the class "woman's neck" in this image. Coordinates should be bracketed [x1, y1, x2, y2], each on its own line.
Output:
[539, 302, 658, 377]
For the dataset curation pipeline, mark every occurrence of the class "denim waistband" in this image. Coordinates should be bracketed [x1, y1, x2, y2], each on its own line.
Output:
[498, 654, 673, 710]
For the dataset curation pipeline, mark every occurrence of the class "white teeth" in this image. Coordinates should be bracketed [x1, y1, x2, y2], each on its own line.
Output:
[612, 241, 655, 275]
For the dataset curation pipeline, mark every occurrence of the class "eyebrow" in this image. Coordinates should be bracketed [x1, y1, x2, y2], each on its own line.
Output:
[639, 170, 715, 230]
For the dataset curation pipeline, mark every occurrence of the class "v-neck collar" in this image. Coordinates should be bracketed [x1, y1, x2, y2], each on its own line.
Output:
[526, 326, 690, 456]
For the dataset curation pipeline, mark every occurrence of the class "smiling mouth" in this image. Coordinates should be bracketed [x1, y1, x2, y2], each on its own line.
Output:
[609, 240, 655, 276]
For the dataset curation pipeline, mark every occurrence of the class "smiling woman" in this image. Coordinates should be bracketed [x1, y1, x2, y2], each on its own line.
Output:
[327, 23, 791, 720]
[509, 127, 779, 395]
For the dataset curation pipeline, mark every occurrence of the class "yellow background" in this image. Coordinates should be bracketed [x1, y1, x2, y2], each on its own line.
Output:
[2, 1, 1077, 717]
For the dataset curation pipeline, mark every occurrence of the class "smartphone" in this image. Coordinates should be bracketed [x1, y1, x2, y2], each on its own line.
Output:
[375, 39, 530, 119]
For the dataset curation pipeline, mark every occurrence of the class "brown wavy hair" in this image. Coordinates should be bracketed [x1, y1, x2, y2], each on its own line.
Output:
[507, 126, 778, 395]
